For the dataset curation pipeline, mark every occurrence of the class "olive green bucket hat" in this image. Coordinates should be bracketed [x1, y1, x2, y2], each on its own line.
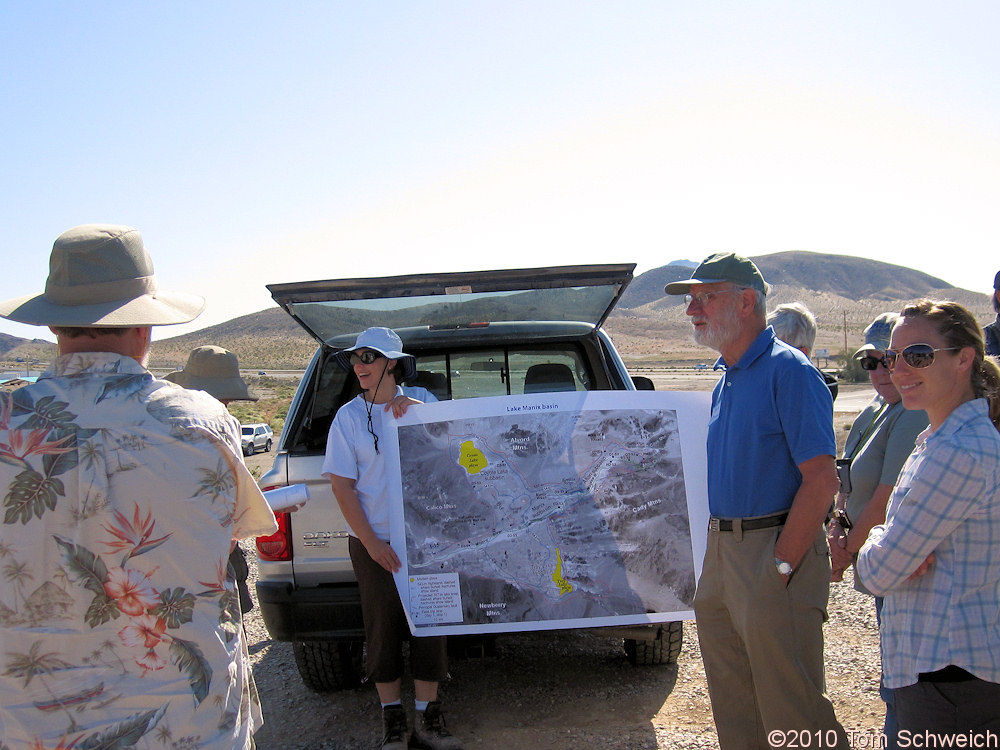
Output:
[164, 345, 259, 402]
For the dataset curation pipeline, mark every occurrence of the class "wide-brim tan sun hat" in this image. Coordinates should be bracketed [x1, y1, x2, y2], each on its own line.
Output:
[0, 224, 205, 327]
[164, 345, 258, 402]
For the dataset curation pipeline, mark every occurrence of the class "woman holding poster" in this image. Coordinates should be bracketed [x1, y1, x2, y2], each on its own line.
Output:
[322, 327, 461, 750]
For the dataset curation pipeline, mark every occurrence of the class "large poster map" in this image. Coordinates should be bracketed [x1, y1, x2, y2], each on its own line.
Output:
[385, 390, 711, 636]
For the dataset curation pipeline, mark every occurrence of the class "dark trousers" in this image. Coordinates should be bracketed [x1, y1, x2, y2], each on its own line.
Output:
[228, 543, 253, 615]
[350, 535, 448, 684]
[874, 596, 899, 749]
[896, 674, 1000, 734]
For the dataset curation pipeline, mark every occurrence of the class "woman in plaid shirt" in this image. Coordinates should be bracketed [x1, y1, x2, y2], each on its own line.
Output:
[858, 299, 1000, 734]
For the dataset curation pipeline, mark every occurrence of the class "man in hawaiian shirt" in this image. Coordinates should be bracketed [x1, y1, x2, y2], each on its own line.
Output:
[0, 225, 277, 749]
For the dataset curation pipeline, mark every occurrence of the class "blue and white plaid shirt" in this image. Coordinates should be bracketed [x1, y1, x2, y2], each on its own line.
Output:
[857, 398, 1000, 689]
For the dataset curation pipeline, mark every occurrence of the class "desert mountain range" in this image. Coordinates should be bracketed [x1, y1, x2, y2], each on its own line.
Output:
[1, 251, 993, 370]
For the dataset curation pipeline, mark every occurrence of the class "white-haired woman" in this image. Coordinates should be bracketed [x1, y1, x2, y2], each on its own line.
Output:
[768, 302, 839, 400]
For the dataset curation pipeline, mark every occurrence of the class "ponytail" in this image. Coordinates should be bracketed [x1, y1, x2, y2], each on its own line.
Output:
[976, 355, 1000, 433]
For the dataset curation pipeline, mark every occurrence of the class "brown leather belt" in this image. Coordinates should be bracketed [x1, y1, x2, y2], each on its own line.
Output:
[709, 513, 788, 532]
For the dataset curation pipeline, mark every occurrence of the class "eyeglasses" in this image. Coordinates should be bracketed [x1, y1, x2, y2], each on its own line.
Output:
[349, 350, 383, 366]
[684, 289, 734, 307]
[859, 355, 887, 371]
[883, 344, 960, 370]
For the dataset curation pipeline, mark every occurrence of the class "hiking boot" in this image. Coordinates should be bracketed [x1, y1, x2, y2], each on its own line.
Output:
[408, 701, 463, 750]
[382, 704, 408, 750]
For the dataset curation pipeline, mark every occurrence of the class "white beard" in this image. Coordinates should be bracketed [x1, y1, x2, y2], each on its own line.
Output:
[692, 302, 740, 353]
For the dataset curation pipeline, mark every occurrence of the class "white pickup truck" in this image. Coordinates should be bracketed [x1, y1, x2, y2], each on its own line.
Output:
[254, 264, 685, 690]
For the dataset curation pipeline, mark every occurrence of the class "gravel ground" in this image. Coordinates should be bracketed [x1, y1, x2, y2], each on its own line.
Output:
[243, 385, 885, 749]
[243, 553, 885, 750]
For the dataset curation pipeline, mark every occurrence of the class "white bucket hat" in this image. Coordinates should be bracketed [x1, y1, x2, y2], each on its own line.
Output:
[0, 224, 205, 327]
[333, 327, 417, 382]
[164, 345, 259, 402]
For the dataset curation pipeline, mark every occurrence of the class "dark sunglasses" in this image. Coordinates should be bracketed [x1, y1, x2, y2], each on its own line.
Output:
[859, 355, 887, 371]
[349, 350, 383, 366]
[883, 344, 959, 370]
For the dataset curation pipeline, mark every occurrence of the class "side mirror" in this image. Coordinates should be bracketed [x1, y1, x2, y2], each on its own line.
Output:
[631, 376, 655, 391]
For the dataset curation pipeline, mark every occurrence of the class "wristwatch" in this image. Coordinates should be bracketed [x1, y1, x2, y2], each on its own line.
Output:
[774, 557, 793, 576]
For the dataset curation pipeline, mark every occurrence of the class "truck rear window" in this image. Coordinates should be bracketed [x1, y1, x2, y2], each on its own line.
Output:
[287, 346, 592, 453]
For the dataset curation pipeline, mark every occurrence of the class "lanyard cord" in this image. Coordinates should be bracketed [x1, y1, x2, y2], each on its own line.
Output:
[844, 401, 890, 461]
[363, 366, 391, 455]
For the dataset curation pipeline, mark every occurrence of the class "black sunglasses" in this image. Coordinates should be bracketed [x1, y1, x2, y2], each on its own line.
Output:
[859, 355, 887, 371]
[349, 350, 383, 366]
[883, 344, 960, 370]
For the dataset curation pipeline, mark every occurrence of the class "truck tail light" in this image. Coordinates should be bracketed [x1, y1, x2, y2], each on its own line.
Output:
[257, 513, 291, 561]
[257, 484, 292, 561]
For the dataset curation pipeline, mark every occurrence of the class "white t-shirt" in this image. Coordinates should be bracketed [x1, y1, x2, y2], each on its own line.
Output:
[321, 385, 436, 541]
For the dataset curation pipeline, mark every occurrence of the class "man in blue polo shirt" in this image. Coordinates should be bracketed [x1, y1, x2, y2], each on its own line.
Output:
[666, 253, 848, 750]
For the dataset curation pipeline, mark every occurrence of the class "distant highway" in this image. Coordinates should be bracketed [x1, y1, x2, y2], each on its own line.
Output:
[833, 385, 874, 414]
[231, 368, 874, 413]
[7, 364, 874, 417]
[239, 370, 306, 379]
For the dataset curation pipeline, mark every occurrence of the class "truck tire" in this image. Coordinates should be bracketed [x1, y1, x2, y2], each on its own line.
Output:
[292, 640, 364, 691]
[624, 621, 683, 666]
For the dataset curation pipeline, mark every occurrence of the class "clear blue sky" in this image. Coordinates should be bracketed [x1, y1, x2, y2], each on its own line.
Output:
[2, 2, 998, 342]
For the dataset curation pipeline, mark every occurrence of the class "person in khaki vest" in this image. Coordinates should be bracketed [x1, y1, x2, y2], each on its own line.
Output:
[166, 345, 261, 616]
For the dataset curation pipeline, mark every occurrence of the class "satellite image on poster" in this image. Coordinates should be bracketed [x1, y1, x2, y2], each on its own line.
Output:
[385, 390, 711, 636]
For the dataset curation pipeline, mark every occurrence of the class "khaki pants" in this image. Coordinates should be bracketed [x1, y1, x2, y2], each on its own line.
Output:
[694, 522, 849, 750]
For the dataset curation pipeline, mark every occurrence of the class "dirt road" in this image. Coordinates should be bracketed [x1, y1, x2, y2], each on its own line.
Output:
[243, 553, 886, 749]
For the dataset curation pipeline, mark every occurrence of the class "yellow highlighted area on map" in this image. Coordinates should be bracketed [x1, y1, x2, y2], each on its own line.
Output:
[552, 547, 573, 596]
[458, 440, 488, 474]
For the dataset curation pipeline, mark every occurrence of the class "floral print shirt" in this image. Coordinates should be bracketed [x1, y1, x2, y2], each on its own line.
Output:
[0, 353, 277, 750]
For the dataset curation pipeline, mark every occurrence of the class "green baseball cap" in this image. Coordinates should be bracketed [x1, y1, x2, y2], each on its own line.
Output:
[664, 252, 770, 296]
